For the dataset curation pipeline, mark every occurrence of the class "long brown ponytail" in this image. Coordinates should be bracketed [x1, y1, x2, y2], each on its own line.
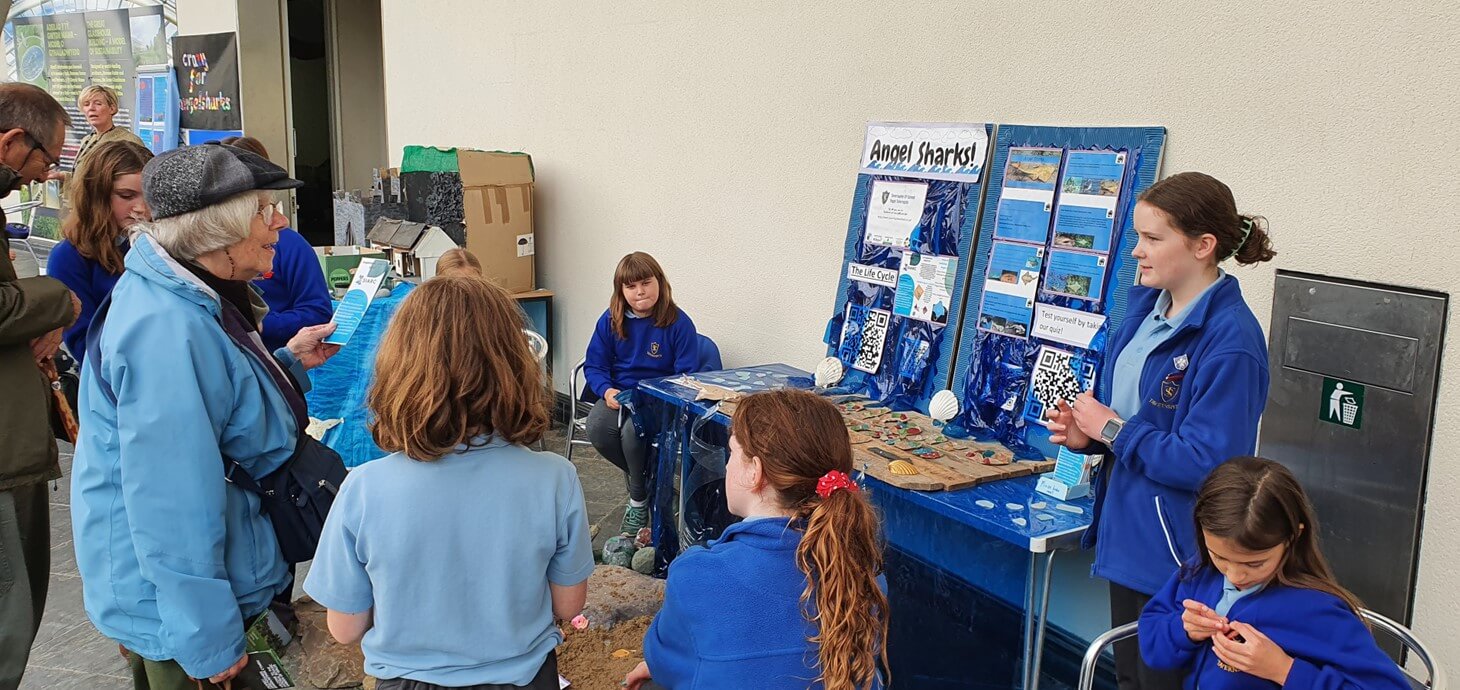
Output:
[732, 389, 890, 690]
[1193, 457, 1363, 614]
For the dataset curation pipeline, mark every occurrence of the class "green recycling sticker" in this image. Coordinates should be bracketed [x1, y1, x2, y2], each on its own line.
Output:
[1320, 377, 1364, 429]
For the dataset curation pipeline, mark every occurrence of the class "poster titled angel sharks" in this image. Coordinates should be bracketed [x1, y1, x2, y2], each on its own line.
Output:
[860, 121, 990, 183]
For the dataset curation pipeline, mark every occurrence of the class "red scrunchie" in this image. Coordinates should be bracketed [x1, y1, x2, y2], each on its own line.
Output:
[815, 470, 859, 498]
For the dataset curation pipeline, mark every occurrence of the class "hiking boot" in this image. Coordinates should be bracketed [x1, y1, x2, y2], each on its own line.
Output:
[621, 504, 649, 535]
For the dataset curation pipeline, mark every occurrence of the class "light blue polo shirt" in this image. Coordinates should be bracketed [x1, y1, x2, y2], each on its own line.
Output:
[1215, 577, 1266, 617]
[1109, 271, 1226, 419]
[304, 437, 596, 686]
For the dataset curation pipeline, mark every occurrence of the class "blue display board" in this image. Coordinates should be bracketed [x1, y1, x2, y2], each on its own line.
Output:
[948, 125, 1166, 459]
[824, 122, 993, 414]
[133, 68, 179, 154]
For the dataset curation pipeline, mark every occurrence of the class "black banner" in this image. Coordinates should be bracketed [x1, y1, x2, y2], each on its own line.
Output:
[172, 32, 242, 131]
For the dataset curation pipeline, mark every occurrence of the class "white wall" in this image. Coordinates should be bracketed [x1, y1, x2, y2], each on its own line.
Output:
[175, 0, 236, 34]
[380, 0, 1460, 659]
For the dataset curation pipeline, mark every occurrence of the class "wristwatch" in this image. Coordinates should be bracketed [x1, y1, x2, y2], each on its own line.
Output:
[1100, 417, 1126, 445]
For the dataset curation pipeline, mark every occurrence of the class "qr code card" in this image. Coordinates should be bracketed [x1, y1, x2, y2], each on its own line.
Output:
[1023, 345, 1098, 427]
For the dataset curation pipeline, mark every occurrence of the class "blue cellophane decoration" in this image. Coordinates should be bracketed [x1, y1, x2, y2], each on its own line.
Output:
[946, 125, 1167, 459]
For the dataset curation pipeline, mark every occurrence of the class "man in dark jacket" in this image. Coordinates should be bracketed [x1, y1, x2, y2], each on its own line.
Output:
[0, 82, 80, 690]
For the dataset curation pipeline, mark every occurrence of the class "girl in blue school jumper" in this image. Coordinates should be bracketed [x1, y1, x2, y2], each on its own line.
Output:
[585, 251, 699, 535]
[1048, 172, 1277, 690]
[1141, 457, 1409, 690]
[305, 277, 594, 690]
[219, 136, 333, 351]
[625, 389, 888, 690]
[48, 140, 152, 365]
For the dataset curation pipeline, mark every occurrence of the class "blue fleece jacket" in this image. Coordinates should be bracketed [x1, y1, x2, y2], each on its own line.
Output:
[46, 237, 125, 365]
[1082, 275, 1270, 595]
[72, 233, 303, 679]
[1141, 567, 1408, 690]
[253, 228, 332, 351]
[584, 307, 698, 398]
[643, 517, 884, 690]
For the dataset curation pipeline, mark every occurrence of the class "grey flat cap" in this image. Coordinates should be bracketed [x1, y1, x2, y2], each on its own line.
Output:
[143, 143, 304, 220]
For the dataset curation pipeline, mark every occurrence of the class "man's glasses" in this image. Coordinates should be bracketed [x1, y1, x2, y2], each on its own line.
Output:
[22, 131, 59, 171]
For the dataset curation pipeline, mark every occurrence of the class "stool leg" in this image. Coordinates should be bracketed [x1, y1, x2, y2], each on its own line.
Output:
[21, 239, 39, 270]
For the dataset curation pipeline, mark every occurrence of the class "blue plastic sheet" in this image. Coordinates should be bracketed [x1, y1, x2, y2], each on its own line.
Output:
[823, 161, 986, 413]
[948, 126, 1167, 459]
[306, 282, 416, 468]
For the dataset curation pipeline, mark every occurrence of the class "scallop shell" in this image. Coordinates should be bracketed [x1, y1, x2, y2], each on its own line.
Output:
[814, 357, 845, 387]
[929, 390, 960, 423]
[888, 460, 920, 476]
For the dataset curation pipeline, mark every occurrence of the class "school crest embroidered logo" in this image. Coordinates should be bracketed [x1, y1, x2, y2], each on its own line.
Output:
[1161, 373, 1184, 403]
[1174, 354, 1189, 371]
[648, 342, 662, 358]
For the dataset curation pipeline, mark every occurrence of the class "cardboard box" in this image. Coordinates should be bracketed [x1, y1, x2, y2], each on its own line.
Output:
[315, 245, 387, 289]
[459, 150, 535, 293]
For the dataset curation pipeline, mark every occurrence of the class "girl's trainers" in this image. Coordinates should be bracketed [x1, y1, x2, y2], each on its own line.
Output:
[621, 504, 649, 535]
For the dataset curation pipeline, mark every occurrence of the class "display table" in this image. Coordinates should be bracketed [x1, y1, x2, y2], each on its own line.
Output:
[308, 282, 555, 467]
[638, 364, 1094, 690]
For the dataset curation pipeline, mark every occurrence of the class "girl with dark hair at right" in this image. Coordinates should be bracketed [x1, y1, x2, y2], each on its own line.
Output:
[1047, 172, 1278, 690]
[626, 389, 888, 690]
[1140, 457, 1408, 690]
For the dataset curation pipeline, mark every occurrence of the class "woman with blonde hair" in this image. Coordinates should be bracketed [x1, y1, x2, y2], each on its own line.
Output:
[305, 276, 594, 690]
[74, 84, 144, 170]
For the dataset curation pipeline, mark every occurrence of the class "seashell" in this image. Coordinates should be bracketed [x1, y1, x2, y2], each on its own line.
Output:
[888, 460, 920, 476]
[815, 357, 845, 387]
[929, 390, 961, 423]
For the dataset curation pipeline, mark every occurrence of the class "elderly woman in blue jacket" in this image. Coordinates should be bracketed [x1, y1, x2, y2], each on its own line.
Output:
[71, 143, 339, 688]
[1048, 172, 1277, 690]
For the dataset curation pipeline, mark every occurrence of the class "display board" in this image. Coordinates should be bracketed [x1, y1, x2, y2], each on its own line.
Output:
[947, 125, 1166, 459]
[823, 122, 992, 413]
[134, 68, 179, 154]
[9, 5, 169, 171]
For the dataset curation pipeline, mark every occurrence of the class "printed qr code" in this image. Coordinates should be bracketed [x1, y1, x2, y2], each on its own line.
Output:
[1024, 345, 1097, 427]
[852, 308, 891, 374]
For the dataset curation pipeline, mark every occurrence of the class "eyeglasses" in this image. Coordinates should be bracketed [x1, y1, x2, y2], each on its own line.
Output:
[21, 131, 59, 172]
[257, 201, 285, 224]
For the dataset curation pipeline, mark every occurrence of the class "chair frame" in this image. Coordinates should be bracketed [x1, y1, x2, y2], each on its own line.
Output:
[565, 359, 595, 462]
[1077, 610, 1445, 690]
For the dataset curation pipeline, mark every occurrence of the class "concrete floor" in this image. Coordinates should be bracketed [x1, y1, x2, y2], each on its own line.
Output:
[20, 427, 630, 689]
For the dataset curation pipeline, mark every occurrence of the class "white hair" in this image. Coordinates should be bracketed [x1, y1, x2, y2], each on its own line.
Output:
[137, 191, 260, 261]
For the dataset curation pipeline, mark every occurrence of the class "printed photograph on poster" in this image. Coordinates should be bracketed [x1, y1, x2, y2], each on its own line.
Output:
[1043, 249, 1108, 300]
[993, 147, 1062, 245]
[1023, 345, 1098, 427]
[863, 179, 928, 250]
[1051, 150, 1127, 254]
[977, 241, 1044, 338]
[892, 252, 957, 325]
[837, 304, 893, 374]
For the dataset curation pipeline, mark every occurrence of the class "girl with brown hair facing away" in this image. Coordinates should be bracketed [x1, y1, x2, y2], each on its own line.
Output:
[626, 389, 889, 690]
[48, 139, 153, 364]
[434, 247, 483, 277]
[1140, 457, 1408, 690]
[304, 277, 595, 690]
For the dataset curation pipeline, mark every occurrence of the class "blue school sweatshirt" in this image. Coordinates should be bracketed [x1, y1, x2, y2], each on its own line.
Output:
[583, 307, 698, 398]
[1081, 275, 1270, 595]
[47, 238, 124, 365]
[1141, 567, 1409, 690]
[253, 228, 332, 352]
[643, 517, 884, 690]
